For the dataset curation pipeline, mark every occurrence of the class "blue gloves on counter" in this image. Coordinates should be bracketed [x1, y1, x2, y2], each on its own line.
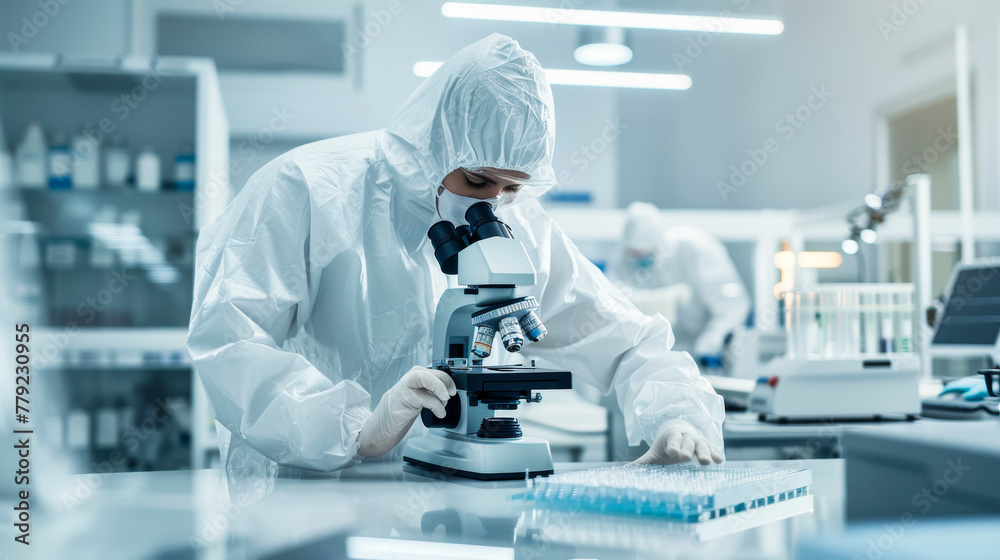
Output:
[939, 375, 998, 401]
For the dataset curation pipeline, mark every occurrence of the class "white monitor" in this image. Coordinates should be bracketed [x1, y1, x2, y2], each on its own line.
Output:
[930, 258, 1000, 357]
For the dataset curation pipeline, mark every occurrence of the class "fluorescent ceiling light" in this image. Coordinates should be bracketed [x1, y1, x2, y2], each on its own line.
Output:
[574, 43, 633, 66]
[575, 26, 632, 66]
[441, 2, 784, 35]
[413, 62, 690, 90]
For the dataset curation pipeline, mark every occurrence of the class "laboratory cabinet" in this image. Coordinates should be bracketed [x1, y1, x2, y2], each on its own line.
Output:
[0, 54, 229, 472]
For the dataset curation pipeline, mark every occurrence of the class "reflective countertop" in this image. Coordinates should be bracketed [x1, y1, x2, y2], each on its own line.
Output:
[32, 459, 844, 559]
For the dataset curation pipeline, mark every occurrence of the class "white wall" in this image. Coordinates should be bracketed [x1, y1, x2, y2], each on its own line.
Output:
[618, 0, 1000, 212]
[1, 0, 132, 55]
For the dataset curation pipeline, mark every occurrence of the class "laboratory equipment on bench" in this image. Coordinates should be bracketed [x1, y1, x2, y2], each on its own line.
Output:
[403, 202, 572, 480]
[749, 284, 922, 422]
[978, 368, 1000, 418]
[978, 368, 1000, 397]
[920, 258, 1000, 419]
[927, 257, 1000, 356]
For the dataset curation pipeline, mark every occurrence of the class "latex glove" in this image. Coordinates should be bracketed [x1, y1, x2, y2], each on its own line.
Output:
[939, 376, 996, 401]
[358, 366, 457, 458]
[633, 419, 724, 466]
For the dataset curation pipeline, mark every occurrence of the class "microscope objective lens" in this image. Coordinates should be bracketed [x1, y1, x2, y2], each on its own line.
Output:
[500, 316, 524, 353]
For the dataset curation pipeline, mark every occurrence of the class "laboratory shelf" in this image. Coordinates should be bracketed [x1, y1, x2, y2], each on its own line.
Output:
[33, 326, 217, 467]
[2, 54, 227, 472]
[35, 326, 188, 348]
[34, 327, 190, 368]
[18, 188, 197, 237]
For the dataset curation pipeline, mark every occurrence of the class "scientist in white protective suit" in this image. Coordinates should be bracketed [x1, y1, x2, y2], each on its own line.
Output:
[187, 34, 725, 473]
[607, 202, 751, 363]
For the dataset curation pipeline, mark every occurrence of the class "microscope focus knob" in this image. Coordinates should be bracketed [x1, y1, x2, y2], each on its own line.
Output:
[421, 393, 461, 429]
[477, 417, 523, 439]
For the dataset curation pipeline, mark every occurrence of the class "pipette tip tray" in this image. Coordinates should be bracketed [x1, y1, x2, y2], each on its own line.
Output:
[511, 464, 812, 523]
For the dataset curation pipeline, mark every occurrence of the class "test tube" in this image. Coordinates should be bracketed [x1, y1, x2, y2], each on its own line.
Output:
[861, 289, 879, 355]
[894, 288, 914, 353]
[844, 289, 862, 356]
[784, 292, 799, 359]
[879, 290, 894, 353]
[805, 291, 821, 359]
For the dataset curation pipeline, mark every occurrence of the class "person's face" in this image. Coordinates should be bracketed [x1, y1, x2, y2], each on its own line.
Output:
[439, 167, 527, 199]
[626, 248, 655, 260]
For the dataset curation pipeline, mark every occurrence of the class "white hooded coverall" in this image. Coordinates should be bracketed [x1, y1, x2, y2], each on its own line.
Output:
[607, 202, 751, 358]
[187, 34, 725, 472]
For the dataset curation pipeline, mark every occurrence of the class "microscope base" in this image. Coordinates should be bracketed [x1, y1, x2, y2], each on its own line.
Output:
[403, 430, 555, 480]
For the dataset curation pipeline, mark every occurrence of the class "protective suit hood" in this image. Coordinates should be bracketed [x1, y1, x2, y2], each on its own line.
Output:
[386, 33, 557, 201]
[609, 202, 751, 357]
[623, 202, 664, 254]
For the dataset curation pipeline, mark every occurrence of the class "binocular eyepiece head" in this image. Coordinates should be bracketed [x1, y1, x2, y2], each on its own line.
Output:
[428, 201, 511, 275]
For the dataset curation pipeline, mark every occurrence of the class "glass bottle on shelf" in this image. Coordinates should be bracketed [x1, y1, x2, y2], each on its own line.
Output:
[71, 124, 100, 190]
[104, 136, 130, 189]
[48, 132, 72, 189]
[16, 122, 47, 188]
[136, 147, 161, 192]
[174, 143, 195, 191]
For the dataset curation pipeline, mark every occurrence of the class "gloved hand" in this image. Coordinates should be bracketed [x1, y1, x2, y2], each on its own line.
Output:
[358, 366, 457, 458]
[633, 419, 724, 466]
[939, 375, 996, 401]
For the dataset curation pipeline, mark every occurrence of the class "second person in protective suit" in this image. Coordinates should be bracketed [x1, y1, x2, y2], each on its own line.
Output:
[188, 34, 726, 472]
[607, 202, 752, 364]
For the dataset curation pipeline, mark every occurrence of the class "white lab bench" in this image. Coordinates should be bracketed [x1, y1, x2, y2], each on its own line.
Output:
[722, 411, 999, 459]
[34, 459, 844, 559]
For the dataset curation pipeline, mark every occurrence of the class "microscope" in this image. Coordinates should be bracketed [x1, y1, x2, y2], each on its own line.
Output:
[402, 202, 572, 480]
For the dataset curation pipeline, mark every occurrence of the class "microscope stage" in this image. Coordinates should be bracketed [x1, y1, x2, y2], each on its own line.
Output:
[447, 366, 572, 392]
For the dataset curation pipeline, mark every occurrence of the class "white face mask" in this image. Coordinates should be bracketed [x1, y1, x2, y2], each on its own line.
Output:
[436, 187, 502, 226]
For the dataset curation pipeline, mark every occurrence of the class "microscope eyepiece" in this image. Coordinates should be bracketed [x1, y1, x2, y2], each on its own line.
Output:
[428, 203, 515, 275]
[427, 220, 468, 275]
[466, 201, 512, 242]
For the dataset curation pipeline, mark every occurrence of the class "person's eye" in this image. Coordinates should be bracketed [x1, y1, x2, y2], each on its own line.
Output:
[466, 176, 487, 187]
